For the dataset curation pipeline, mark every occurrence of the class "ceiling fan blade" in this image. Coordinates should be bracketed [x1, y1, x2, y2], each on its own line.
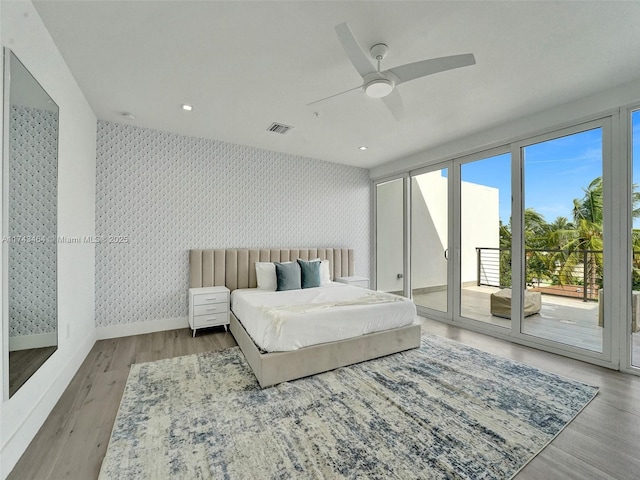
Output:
[307, 85, 362, 106]
[381, 90, 404, 121]
[334, 22, 378, 78]
[385, 53, 476, 85]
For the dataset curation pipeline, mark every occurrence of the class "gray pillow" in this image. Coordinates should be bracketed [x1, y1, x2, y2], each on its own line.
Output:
[297, 259, 321, 288]
[275, 261, 301, 291]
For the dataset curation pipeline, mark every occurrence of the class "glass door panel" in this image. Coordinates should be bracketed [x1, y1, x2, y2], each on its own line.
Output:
[460, 153, 511, 327]
[411, 168, 449, 313]
[632, 110, 640, 368]
[522, 128, 604, 353]
[376, 178, 404, 295]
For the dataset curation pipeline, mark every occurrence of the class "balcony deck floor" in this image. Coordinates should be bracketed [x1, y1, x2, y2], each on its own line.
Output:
[413, 285, 640, 366]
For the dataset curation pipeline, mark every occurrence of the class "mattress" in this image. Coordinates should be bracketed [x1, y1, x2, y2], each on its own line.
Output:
[230, 282, 417, 352]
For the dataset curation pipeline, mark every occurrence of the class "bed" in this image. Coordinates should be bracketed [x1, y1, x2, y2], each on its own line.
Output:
[189, 248, 421, 387]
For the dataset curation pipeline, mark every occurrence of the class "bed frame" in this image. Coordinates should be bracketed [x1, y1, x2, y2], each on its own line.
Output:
[189, 248, 421, 388]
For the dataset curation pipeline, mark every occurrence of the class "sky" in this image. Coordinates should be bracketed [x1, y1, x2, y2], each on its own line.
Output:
[460, 113, 640, 228]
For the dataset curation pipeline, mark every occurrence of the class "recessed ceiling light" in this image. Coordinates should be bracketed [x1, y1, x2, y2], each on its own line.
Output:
[181, 104, 193, 111]
[359, 146, 368, 151]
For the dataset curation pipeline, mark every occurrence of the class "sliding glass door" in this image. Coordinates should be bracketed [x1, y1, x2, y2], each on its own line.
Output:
[375, 177, 405, 296]
[631, 110, 640, 368]
[411, 166, 451, 315]
[374, 118, 615, 366]
[459, 153, 511, 327]
[520, 126, 605, 353]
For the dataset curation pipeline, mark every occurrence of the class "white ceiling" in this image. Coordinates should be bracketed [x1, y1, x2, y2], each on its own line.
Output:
[33, 1, 640, 169]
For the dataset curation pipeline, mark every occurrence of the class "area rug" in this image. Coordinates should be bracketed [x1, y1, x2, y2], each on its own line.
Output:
[99, 334, 598, 479]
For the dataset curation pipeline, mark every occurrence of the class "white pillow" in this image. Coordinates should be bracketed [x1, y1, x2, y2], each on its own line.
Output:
[320, 260, 331, 285]
[309, 258, 332, 285]
[255, 262, 276, 290]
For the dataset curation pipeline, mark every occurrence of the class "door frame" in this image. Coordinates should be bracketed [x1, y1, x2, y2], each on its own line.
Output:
[371, 173, 411, 298]
[621, 104, 640, 374]
[452, 146, 514, 336]
[409, 162, 455, 321]
[507, 117, 615, 365]
[373, 119, 619, 369]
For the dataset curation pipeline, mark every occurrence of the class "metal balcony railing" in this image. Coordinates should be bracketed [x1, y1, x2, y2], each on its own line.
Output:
[476, 247, 604, 302]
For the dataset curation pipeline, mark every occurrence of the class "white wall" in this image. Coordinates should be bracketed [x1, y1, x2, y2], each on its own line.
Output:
[0, 2, 97, 478]
[370, 77, 640, 180]
[378, 173, 498, 292]
[461, 182, 499, 284]
[94, 121, 370, 337]
[410, 173, 448, 291]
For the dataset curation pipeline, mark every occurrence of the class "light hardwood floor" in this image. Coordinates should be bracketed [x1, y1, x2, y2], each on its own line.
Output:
[9, 346, 57, 397]
[7, 320, 640, 480]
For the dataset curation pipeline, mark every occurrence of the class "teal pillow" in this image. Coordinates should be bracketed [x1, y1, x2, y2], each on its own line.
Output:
[297, 259, 321, 289]
[275, 261, 301, 291]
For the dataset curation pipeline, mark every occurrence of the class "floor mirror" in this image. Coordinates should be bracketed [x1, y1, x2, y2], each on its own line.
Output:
[3, 48, 59, 398]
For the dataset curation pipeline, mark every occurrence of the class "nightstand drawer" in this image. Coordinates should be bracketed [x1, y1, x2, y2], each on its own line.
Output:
[194, 303, 228, 316]
[193, 312, 229, 328]
[193, 292, 228, 306]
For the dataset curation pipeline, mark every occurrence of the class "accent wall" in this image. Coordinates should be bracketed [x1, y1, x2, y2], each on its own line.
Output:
[95, 120, 370, 332]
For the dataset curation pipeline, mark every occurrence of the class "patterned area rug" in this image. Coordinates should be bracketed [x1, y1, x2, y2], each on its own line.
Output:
[99, 335, 598, 479]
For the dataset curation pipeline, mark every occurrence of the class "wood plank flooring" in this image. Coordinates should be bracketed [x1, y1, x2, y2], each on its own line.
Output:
[9, 346, 57, 397]
[7, 327, 236, 480]
[7, 320, 640, 480]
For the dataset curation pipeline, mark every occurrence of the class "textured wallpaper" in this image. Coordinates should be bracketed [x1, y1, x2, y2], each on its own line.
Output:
[8, 106, 58, 337]
[95, 121, 370, 327]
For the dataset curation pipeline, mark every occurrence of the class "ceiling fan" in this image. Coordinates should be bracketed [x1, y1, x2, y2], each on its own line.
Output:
[309, 22, 476, 120]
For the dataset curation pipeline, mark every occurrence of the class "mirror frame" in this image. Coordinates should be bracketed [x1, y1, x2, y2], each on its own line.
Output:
[2, 48, 59, 400]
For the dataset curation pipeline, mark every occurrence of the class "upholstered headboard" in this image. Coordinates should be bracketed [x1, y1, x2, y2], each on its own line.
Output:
[189, 248, 355, 291]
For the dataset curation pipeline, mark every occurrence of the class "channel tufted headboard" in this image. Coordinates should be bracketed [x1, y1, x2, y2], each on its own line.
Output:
[189, 248, 355, 291]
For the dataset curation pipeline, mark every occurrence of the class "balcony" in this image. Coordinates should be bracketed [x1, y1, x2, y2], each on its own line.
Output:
[412, 247, 640, 363]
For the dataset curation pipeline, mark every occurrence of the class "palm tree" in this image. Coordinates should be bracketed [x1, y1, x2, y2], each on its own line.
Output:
[556, 177, 603, 295]
[573, 177, 603, 225]
[499, 220, 512, 287]
[523, 208, 548, 249]
[500, 208, 551, 287]
[546, 216, 574, 243]
[523, 208, 551, 287]
[496, 176, 640, 296]
[537, 216, 574, 286]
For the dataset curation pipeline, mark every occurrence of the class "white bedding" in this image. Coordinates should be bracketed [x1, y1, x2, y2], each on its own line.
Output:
[230, 282, 417, 352]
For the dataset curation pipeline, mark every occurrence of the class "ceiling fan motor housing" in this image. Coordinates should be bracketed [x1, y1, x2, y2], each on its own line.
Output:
[365, 78, 393, 98]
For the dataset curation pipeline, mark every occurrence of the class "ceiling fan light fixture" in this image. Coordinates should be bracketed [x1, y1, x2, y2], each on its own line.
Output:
[365, 79, 393, 98]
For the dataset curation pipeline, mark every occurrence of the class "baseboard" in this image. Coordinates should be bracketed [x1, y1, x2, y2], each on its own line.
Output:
[96, 317, 189, 340]
[9, 332, 57, 351]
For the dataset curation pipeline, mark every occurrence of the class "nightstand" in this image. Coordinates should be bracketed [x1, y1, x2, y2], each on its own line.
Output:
[335, 276, 370, 289]
[188, 286, 230, 337]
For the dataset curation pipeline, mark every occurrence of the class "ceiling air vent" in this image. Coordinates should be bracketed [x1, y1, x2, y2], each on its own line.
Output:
[267, 122, 293, 134]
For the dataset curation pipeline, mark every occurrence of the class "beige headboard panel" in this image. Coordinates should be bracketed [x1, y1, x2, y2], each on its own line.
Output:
[189, 248, 355, 291]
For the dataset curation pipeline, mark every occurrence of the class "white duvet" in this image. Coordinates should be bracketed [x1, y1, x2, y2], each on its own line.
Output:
[230, 282, 417, 352]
